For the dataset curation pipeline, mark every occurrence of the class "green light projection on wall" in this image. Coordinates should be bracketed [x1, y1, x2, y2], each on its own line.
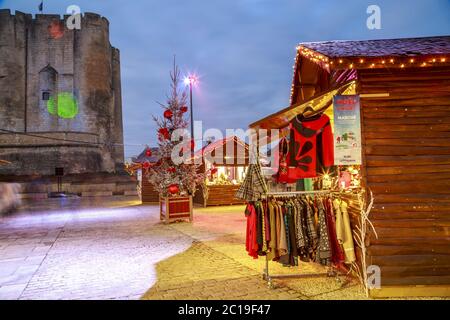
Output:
[47, 92, 79, 119]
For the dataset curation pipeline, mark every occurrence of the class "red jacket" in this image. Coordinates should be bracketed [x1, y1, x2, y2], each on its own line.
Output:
[288, 114, 334, 179]
[245, 203, 259, 259]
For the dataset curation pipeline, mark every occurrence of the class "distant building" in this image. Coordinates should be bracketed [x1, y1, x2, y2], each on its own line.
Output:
[0, 10, 124, 176]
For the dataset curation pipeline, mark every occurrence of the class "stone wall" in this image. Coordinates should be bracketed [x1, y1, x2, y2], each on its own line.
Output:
[0, 10, 124, 176]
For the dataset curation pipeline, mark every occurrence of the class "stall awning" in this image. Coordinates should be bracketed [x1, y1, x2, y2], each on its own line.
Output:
[249, 80, 355, 130]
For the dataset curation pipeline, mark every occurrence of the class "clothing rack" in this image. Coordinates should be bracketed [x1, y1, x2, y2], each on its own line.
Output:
[260, 189, 343, 289]
[262, 190, 332, 197]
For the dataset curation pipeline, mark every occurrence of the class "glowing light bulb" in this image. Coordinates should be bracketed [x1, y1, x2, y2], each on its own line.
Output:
[339, 59, 343, 64]
[410, 58, 414, 63]
[390, 59, 394, 63]
[400, 64, 405, 68]
[359, 59, 364, 63]
[184, 75, 197, 85]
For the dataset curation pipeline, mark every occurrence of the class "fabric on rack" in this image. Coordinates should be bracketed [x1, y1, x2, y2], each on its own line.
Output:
[235, 162, 268, 201]
[276, 202, 288, 256]
[264, 202, 271, 243]
[315, 199, 332, 265]
[288, 114, 334, 179]
[313, 198, 319, 227]
[245, 203, 259, 259]
[255, 202, 263, 253]
[299, 198, 312, 261]
[287, 206, 299, 266]
[245, 194, 354, 272]
[304, 197, 318, 258]
[284, 207, 290, 254]
[296, 198, 309, 261]
[278, 205, 290, 265]
[254, 201, 267, 255]
[334, 199, 356, 264]
[294, 199, 307, 258]
[278, 201, 299, 266]
[266, 201, 278, 261]
[325, 198, 345, 265]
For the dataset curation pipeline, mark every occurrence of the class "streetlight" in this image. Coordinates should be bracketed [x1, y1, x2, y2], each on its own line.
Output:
[184, 75, 197, 159]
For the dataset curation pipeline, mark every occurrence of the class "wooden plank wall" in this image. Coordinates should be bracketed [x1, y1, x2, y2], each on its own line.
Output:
[141, 178, 159, 203]
[194, 184, 245, 207]
[358, 66, 450, 286]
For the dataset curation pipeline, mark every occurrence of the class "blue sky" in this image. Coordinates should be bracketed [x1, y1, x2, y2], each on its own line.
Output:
[1, 0, 449, 159]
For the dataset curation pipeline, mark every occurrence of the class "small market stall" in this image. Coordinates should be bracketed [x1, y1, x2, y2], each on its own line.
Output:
[193, 136, 249, 206]
[127, 147, 160, 203]
[243, 36, 450, 298]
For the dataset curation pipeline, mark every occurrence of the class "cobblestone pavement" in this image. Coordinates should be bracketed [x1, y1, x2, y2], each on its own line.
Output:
[0, 196, 192, 300]
[143, 205, 365, 300]
[1, 197, 443, 300]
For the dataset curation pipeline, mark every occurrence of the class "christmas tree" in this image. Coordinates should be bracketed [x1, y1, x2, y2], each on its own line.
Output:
[146, 63, 204, 197]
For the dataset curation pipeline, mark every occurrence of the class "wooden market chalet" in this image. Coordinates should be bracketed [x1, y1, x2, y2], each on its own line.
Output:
[193, 136, 249, 207]
[129, 147, 160, 203]
[249, 36, 450, 297]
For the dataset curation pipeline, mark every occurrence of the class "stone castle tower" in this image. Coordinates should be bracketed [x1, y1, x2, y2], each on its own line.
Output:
[0, 9, 124, 176]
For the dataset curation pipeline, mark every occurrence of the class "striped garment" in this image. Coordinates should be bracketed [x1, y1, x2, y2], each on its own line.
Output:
[235, 162, 268, 201]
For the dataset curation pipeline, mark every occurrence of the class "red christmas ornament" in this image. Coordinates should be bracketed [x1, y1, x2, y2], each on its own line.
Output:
[142, 161, 150, 169]
[210, 168, 218, 175]
[168, 184, 179, 195]
[163, 109, 173, 119]
[180, 105, 188, 113]
[167, 167, 176, 173]
[145, 148, 152, 157]
[158, 128, 170, 140]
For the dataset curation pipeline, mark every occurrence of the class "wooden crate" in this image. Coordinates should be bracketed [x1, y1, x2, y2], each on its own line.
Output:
[160, 195, 193, 223]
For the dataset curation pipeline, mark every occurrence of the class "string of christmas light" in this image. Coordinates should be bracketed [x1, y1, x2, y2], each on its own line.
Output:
[289, 44, 449, 103]
[297, 45, 449, 70]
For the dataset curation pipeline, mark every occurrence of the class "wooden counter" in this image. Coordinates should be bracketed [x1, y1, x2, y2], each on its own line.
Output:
[194, 184, 245, 207]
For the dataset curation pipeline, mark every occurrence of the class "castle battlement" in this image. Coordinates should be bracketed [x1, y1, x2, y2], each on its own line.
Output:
[0, 9, 110, 26]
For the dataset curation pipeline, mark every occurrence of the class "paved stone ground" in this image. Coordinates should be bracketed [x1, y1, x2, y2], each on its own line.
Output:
[0, 197, 192, 300]
[0, 197, 446, 300]
[143, 205, 364, 300]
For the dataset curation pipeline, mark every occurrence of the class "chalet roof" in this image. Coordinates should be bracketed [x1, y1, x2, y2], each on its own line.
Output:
[131, 147, 159, 164]
[194, 136, 248, 159]
[299, 36, 450, 58]
[289, 35, 450, 104]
